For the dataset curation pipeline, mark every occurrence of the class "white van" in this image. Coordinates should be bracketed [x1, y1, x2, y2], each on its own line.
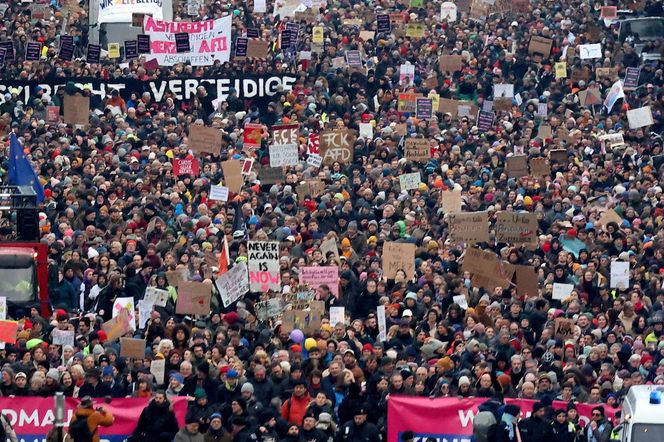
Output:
[615, 385, 664, 442]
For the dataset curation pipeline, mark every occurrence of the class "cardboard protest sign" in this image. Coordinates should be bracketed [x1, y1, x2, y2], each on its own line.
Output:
[63, 95, 89, 126]
[471, 262, 514, 291]
[448, 212, 489, 244]
[173, 158, 199, 176]
[555, 62, 567, 79]
[399, 172, 421, 191]
[529, 157, 550, 177]
[216, 262, 249, 307]
[515, 265, 539, 298]
[495, 212, 538, 244]
[221, 160, 244, 193]
[247, 39, 270, 58]
[579, 87, 602, 107]
[404, 139, 430, 162]
[598, 209, 623, 227]
[595, 67, 619, 81]
[600, 6, 617, 19]
[175, 281, 211, 315]
[296, 179, 325, 198]
[248, 241, 281, 292]
[120, 338, 146, 359]
[188, 126, 222, 154]
[398, 93, 419, 113]
[320, 238, 339, 261]
[0, 321, 17, 344]
[144, 287, 169, 307]
[165, 268, 187, 288]
[549, 149, 568, 164]
[102, 309, 131, 342]
[300, 266, 340, 298]
[439, 54, 464, 72]
[382, 241, 416, 280]
[627, 106, 654, 129]
[320, 129, 355, 164]
[528, 36, 553, 58]
[461, 248, 499, 275]
[259, 167, 284, 185]
[610, 261, 629, 289]
[440, 189, 462, 214]
[554, 317, 575, 339]
[506, 155, 529, 178]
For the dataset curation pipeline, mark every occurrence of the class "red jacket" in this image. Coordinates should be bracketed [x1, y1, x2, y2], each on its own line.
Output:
[280, 392, 311, 425]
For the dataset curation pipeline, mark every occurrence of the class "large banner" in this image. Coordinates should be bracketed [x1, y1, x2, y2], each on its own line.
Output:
[387, 396, 620, 442]
[0, 75, 296, 104]
[144, 16, 232, 66]
[0, 397, 187, 442]
[99, 0, 166, 24]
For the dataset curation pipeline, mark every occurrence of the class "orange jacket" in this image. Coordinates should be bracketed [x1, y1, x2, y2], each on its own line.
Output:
[68, 407, 114, 442]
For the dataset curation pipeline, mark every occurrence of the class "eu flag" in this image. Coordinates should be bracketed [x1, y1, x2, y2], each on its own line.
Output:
[9, 133, 45, 204]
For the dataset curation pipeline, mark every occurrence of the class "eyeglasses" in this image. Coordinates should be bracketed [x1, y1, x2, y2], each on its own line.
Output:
[592, 413, 601, 417]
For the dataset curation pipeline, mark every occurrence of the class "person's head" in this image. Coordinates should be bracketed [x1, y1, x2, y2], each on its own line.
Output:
[209, 413, 222, 430]
[555, 409, 567, 424]
[302, 414, 316, 430]
[154, 391, 167, 405]
[293, 381, 307, 397]
[591, 406, 604, 422]
[354, 408, 367, 425]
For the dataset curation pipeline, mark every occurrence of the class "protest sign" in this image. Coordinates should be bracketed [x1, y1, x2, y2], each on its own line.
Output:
[495, 212, 538, 244]
[461, 248, 498, 275]
[477, 111, 494, 131]
[506, 155, 529, 178]
[52, 329, 75, 347]
[549, 149, 568, 164]
[248, 241, 281, 292]
[173, 158, 200, 177]
[150, 359, 166, 384]
[440, 189, 462, 214]
[438, 54, 464, 72]
[188, 126, 222, 154]
[440, 2, 458, 20]
[320, 129, 355, 164]
[623, 67, 640, 90]
[269, 143, 299, 167]
[176, 281, 211, 315]
[216, 262, 249, 307]
[137, 35, 151, 54]
[221, 160, 244, 193]
[243, 123, 263, 149]
[399, 172, 421, 191]
[406, 22, 425, 38]
[610, 261, 630, 289]
[598, 209, 623, 227]
[398, 93, 418, 113]
[382, 241, 416, 280]
[142, 287, 169, 309]
[377, 14, 391, 32]
[528, 36, 553, 58]
[453, 294, 469, 310]
[247, 39, 270, 58]
[359, 123, 373, 140]
[259, 167, 284, 185]
[554, 317, 575, 339]
[0, 321, 17, 344]
[416, 98, 433, 119]
[448, 212, 489, 244]
[330, 306, 346, 326]
[209, 185, 229, 202]
[515, 265, 539, 298]
[579, 43, 602, 59]
[125, 40, 138, 59]
[87, 44, 101, 64]
[120, 338, 146, 359]
[165, 269, 187, 288]
[399, 64, 415, 86]
[600, 6, 618, 19]
[555, 62, 567, 79]
[377, 305, 387, 342]
[552, 283, 574, 300]
[63, 95, 89, 126]
[320, 238, 339, 261]
[296, 179, 325, 198]
[404, 138, 430, 162]
[272, 124, 298, 144]
[529, 157, 550, 177]
[102, 309, 131, 342]
[25, 42, 42, 61]
[595, 67, 619, 81]
[138, 300, 151, 329]
[47, 106, 60, 123]
[144, 16, 232, 66]
[300, 266, 340, 298]
[627, 106, 654, 129]
[235, 37, 248, 57]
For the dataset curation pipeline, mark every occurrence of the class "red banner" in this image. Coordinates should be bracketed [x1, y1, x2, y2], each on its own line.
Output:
[387, 396, 620, 442]
[173, 158, 200, 177]
[0, 397, 187, 442]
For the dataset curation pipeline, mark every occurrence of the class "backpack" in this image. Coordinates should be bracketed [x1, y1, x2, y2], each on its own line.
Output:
[68, 415, 94, 442]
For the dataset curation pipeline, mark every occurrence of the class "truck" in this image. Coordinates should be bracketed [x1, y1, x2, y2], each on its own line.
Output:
[614, 385, 664, 442]
[0, 186, 50, 317]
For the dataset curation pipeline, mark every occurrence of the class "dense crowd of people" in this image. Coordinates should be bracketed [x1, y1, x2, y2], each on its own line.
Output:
[0, 0, 664, 441]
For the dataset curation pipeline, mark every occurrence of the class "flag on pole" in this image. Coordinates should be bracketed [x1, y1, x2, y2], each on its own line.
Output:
[9, 133, 44, 203]
[218, 236, 229, 276]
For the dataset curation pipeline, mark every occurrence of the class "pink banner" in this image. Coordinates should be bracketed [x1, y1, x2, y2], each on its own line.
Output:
[387, 396, 620, 442]
[0, 397, 187, 442]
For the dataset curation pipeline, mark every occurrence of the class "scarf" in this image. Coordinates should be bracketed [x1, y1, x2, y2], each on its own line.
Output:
[502, 413, 516, 440]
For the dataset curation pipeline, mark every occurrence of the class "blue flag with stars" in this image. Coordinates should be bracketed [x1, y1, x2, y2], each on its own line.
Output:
[9, 133, 44, 204]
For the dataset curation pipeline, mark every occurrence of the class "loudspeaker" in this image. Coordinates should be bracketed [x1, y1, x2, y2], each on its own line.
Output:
[16, 209, 39, 241]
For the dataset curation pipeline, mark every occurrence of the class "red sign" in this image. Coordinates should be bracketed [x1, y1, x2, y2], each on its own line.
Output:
[243, 123, 263, 149]
[307, 133, 320, 154]
[0, 320, 17, 344]
[47, 106, 60, 122]
[173, 158, 199, 177]
[387, 396, 620, 442]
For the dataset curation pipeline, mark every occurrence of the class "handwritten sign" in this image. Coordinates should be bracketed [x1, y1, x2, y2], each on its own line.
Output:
[495, 212, 538, 244]
[627, 106, 654, 129]
[529, 157, 550, 177]
[120, 338, 146, 359]
[506, 155, 529, 178]
[173, 158, 199, 176]
[259, 167, 284, 185]
[209, 185, 229, 202]
[382, 241, 416, 280]
[52, 329, 75, 347]
[555, 317, 574, 339]
[610, 261, 629, 289]
[330, 306, 346, 326]
[188, 126, 222, 154]
[440, 190, 462, 213]
[300, 266, 339, 298]
[269, 143, 299, 167]
[221, 160, 243, 193]
[248, 241, 281, 292]
[216, 262, 249, 307]
[404, 138, 430, 162]
[320, 129, 355, 165]
[102, 309, 131, 342]
[150, 359, 165, 384]
[448, 212, 489, 244]
[175, 281, 211, 315]
[552, 283, 574, 300]
[63, 95, 89, 126]
[399, 172, 421, 191]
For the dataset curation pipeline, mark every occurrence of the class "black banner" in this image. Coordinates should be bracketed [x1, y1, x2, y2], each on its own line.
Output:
[0, 75, 298, 104]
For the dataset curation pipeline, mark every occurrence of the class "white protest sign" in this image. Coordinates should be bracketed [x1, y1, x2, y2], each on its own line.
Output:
[627, 106, 654, 129]
[330, 306, 346, 326]
[493, 83, 514, 98]
[254, 0, 267, 13]
[113, 297, 136, 331]
[52, 329, 75, 347]
[552, 283, 574, 300]
[453, 294, 468, 310]
[269, 144, 299, 167]
[359, 122, 373, 139]
[610, 261, 630, 289]
[377, 305, 387, 342]
[216, 262, 250, 307]
[579, 43, 602, 59]
[144, 16, 232, 66]
[0, 297, 5, 349]
[399, 172, 421, 191]
[209, 185, 230, 202]
[98, 0, 164, 23]
[138, 300, 152, 329]
[144, 287, 169, 307]
[150, 358, 166, 384]
[307, 153, 322, 168]
[248, 241, 281, 292]
[440, 2, 457, 21]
